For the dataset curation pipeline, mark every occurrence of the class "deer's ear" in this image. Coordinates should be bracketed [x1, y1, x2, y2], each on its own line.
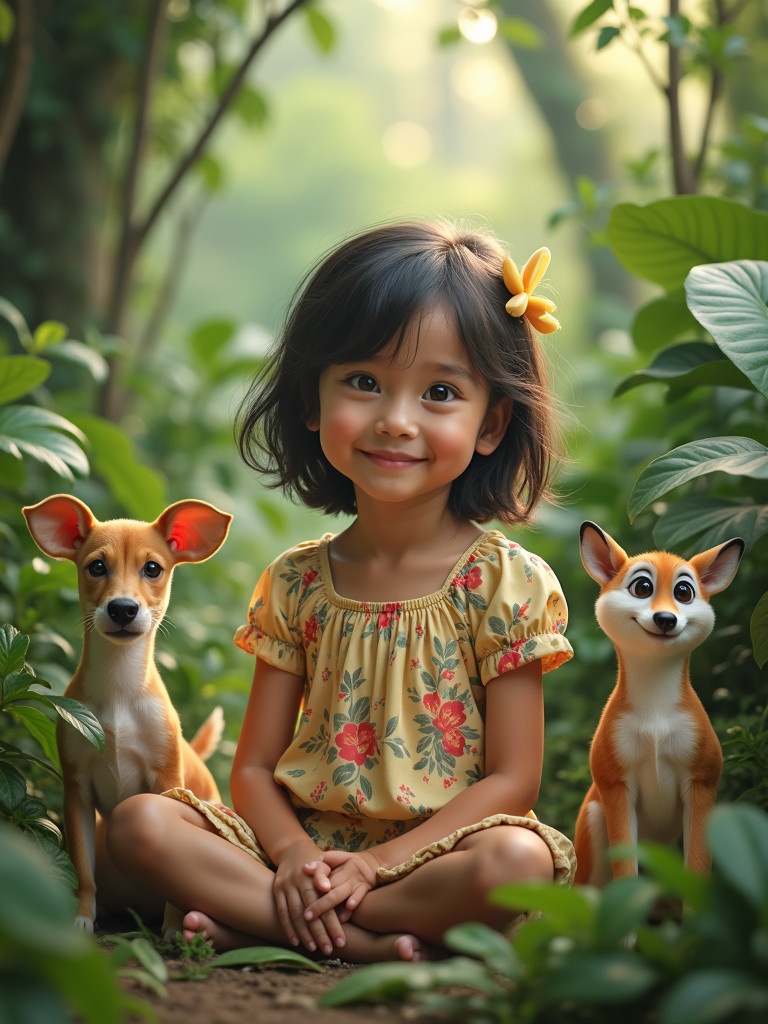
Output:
[22, 495, 96, 559]
[155, 500, 232, 564]
[690, 537, 744, 596]
[579, 521, 628, 586]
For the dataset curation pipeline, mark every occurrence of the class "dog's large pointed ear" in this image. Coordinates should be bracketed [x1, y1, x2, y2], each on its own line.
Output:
[689, 537, 745, 596]
[156, 500, 232, 564]
[579, 521, 629, 586]
[22, 495, 96, 559]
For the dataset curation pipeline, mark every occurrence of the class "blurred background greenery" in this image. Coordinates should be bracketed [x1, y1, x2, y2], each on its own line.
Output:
[1, 0, 766, 854]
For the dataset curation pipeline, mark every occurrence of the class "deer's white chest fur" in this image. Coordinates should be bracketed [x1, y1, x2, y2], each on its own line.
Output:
[612, 660, 698, 842]
[60, 639, 176, 812]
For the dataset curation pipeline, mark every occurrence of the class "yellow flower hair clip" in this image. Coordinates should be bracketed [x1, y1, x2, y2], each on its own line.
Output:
[502, 247, 561, 334]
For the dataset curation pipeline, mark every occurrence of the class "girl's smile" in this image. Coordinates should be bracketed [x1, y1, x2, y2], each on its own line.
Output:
[309, 305, 509, 510]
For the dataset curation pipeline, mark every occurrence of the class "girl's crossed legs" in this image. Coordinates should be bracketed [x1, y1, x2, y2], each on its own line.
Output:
[104, 793, 558, 964]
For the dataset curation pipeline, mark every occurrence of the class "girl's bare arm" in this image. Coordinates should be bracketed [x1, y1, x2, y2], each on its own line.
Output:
[230, 657, 346, 953]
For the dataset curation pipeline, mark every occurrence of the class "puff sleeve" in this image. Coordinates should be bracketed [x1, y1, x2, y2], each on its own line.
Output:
[233, 545, 313, 678]
[469, 537, 573, 685]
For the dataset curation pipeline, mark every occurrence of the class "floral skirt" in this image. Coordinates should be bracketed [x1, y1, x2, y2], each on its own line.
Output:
[163, 787, 576, 887]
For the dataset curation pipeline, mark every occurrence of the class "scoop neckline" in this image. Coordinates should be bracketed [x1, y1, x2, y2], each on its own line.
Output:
[314, 529, 503, 611]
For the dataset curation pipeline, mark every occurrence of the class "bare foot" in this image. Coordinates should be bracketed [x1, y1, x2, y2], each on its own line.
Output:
[182, 910, 257, 952]
[182, 909, 432, 964]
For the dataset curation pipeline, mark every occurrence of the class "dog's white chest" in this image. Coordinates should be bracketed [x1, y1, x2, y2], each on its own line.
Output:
[613, 692, 697, 841]
[63, 691, 173, 812]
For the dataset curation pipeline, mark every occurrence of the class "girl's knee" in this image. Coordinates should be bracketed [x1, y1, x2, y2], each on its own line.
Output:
[470, 827, 554, 899]
[107, 793, 172, 868]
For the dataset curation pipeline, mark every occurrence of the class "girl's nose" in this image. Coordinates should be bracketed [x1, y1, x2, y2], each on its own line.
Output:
[374, 396, 418, 437]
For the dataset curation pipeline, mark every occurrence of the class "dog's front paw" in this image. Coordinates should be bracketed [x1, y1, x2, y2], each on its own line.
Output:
[73, 914, 95, 933]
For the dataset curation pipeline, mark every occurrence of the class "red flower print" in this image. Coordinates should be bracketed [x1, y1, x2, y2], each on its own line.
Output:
[411, 658, 420, 669]
[423, 692, 441, 716]
[310, 780, 327, 803]
[336, 722, 377, 766]
[377, 603, 402, 630]
[304, 614, 319, 644]
[497, 639, 527, 674]
[464, 566, 483, 591]
[433, 701, 467, 757]
[424, 694, 467, 757]
[302, 568, 318, 589]
[443, 777, 458, 789]
[416, 624, 424, 638]
[441, 670, 455, 681]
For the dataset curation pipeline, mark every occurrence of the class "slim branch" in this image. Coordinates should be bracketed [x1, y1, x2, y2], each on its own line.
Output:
[135, 0, 311, 252]
[665, 0, 697, 194]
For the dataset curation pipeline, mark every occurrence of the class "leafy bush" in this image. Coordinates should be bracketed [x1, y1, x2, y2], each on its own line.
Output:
[0, 623, 104, 880]
[0, 823, 148, 1024]
[321, 802, 768, 1023]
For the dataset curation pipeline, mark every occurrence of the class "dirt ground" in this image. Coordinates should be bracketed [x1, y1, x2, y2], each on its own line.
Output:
[118, 955, 435, 1024]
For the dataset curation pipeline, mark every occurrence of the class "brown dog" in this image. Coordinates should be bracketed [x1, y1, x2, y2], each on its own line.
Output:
[23, 494, 232, 931]
[573, 522, 743, 886]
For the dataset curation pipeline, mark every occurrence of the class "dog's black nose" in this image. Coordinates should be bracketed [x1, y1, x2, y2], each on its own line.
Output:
[653, 612, 677, 634]
[107, 599, 140, 626]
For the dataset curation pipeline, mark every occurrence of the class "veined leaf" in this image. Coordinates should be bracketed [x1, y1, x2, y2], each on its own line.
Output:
[685, 260, 768, 399]
[614, 342, 751, 397]
[654, 498, 768, 552]
[608, 197, 768, 290]
[0, 624, 29, 678]
[0, 355, 51, 404]
[0, 405, 88, 478]
[43, 695, 105, 750]
[628, 437, 768, 520]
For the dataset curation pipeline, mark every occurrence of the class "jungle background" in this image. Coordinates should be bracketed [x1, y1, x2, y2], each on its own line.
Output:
[1, 1, 767, 1021]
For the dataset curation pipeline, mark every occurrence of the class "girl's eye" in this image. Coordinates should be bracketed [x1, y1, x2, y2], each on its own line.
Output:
[347, 373, 379, 393]
[143, 561, 163, 579]
[674, 580, 695, 604]
[424, 383, 456, 403]
[628, 576, 653, 599]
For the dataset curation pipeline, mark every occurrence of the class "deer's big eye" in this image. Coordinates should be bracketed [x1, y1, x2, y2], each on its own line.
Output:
[628, 575, 653, 599]
[143, 561, 163, 579]
[87, 559, 108, 578]
[674, 580, 695, 604]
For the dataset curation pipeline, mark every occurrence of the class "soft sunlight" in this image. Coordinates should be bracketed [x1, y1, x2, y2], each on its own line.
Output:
[381, 120, 433, 168]
[457, 7, 498, 45]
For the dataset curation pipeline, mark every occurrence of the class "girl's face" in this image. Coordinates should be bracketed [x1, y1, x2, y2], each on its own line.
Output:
[308, 306, 510, 514]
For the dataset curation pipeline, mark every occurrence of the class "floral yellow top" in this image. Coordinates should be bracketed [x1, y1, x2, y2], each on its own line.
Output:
[233, 530, 572, 852]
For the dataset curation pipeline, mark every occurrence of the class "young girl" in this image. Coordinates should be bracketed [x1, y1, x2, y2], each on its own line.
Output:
[106, 220, 576, 963]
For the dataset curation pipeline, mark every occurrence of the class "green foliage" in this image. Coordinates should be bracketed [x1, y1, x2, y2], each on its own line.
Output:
[0, 823, 151, 1024]
[321, 803, 768, 1023]
[0, 624, 104, 883]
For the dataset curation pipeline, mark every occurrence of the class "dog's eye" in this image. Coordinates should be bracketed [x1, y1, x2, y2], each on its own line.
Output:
[628, 576, 653, 599]
[143, 561, 163, 579]
[674, 580, 695, 604]
[87, 559, 108, 578]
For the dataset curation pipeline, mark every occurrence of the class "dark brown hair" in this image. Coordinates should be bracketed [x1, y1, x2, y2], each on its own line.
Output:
[236, 220, 559, 525]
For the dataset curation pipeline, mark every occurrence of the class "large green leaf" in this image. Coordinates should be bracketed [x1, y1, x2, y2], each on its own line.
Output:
[628, 437, 768, 520]
[607, 197, 768, 290]
[654, 497, 768, 552]
[614, 341, 752, 397]
[45, 695, 105, 751]
[0, 355, 51, 404]
[539, 950, 659, 1006]
[631, 290, 700, 354]
[708, 803, 768, 906]
[0, 623, 29, 678]
[685, 260, 768, 399]
[0, 405, 89, 478]
[660, 970, 768, 1024]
